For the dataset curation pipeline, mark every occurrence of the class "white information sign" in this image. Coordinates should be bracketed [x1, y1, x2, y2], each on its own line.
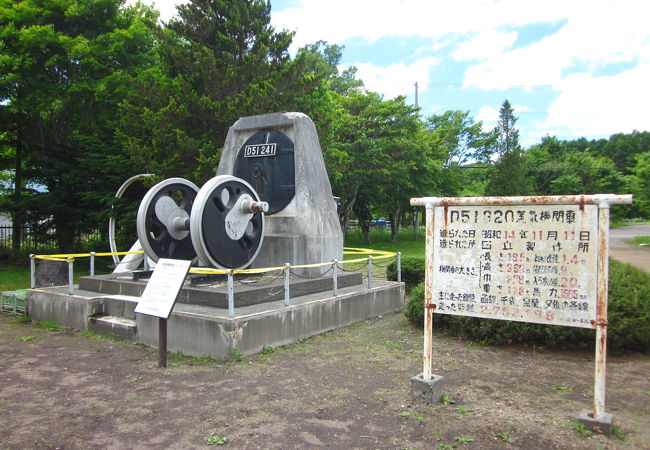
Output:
[134, 258, 192, 319]
[433, 204, 599, 328]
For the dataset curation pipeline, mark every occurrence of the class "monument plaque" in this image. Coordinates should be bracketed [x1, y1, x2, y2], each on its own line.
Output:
[433, 204, 598, 328]
[135, 258, 191, 319]
[410, 194, 633, 433]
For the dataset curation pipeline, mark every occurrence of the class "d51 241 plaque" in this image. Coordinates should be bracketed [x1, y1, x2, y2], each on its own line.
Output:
[433, 204, 598, 328]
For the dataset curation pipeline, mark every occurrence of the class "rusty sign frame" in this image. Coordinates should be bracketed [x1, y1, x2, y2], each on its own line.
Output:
[410, 194, 633, 421]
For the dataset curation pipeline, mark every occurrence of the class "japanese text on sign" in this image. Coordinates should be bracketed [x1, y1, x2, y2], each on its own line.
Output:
[433, 205, 599, 328]
[135, 258, 191, 319]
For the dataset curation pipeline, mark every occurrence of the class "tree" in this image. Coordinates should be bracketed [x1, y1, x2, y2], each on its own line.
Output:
[0, 0, 159, 249]
[485, 100, 531, 196]
[119, 1, 342, 183]
[325, 90, 443, 241]
[427, 110, 495, 167]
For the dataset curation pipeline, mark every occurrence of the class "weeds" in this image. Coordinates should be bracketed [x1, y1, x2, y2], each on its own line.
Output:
[553, 385, 572, 392]
[570, 421, 588, 437]
[11, 316, 31, 323]
[436, 436, 474, 449]
[440, 395, 455, 405]
[205, 432, 227, 445]
[230, 347, 243, 362]
[77, 330, 123, 342]
[14, 335, 35, 341]
[612, 425, 626, 440]
[457, 406, 472, 416]
[495, 431, 514, 443]
[261, 345, 275, 355]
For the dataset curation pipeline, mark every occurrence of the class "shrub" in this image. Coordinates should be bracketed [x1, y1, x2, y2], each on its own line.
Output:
[405, 258, 650, 353]
[387, 256, 425, 290]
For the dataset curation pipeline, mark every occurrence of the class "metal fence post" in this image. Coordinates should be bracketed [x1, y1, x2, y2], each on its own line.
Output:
[67, 258, 74, 295]
[30, 254, 35, 288]
[332, 259, 338, 296]
[367, 255, 373, 289]
[284, 263, 291, 306]
[227, 270, 234, 317]
[90, 251, 95, 276]
[397, 252, 402, 283]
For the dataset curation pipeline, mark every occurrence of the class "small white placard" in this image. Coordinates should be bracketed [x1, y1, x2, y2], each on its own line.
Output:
[135, 258, 191, 319]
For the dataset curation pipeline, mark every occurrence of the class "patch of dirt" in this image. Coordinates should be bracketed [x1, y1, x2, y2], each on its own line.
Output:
[1, 313, 648, 449]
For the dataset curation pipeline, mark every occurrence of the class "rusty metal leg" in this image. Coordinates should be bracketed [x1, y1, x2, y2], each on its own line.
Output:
[423, 204, 435, 380]
[594, 201, 610, 419]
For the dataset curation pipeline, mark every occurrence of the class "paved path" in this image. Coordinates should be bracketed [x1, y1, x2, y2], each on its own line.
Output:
[609, 224, 650, 272]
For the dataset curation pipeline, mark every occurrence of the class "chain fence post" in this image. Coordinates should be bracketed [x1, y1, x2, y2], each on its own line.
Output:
[367, 255, 373, 289]
[30, 254, 35, 288]
[67, 258, 74, 295]
[332, 259, 338, 296]
[397, 252, 402, 283]
[90, 251, 95, 276]
[226, 269, 235, 317]
[284, 263, 291, 306]
[227, 270, 234, 317]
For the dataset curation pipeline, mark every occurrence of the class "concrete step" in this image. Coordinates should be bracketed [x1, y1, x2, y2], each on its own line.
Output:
[88, 315, 137, 341]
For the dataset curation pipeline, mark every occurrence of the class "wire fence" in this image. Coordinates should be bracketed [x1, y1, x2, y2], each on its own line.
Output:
[0, 225, 102, 252]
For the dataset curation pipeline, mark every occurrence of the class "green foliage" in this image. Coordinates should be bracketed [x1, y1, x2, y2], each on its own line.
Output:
[404, 258, 650, 352]
[405, 282, 425, 325]
[495, 431, 515, 443]
[569, 421, 588, 437]
[0, 263, 30, 291]
[37, 321, 66, 331]
[14, 335, 36, 341]
[261, 345, 275, 354]
[0, 0, 159, 250]
[440, 395, 455, 405]
[204, 432, 227, 445]
[386, 256, 425, 290]
[552, 385, 572, 392]
[230, 347, 243, 362]
[629, 236, 650, 245]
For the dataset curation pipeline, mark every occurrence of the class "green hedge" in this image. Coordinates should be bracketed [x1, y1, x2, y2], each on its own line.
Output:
[387, 257, 425, 291]
[404, 258, 650, 353]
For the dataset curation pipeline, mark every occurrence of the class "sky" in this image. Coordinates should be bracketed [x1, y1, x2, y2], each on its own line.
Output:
[138, 0, 650, 147]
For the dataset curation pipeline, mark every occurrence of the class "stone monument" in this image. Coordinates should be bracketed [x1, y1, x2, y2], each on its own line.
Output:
[217, 112, 343, 272]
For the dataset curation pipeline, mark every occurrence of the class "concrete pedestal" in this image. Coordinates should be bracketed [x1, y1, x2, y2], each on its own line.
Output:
[574, 410, 614, 435]
[410, 373, 445, 404]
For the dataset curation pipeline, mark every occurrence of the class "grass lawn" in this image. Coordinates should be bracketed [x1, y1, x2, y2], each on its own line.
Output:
[344, 227, 425, 258]
[610, 219, 649, 228]
[629, 236, 650, 246]
[0, 264, 30, 292]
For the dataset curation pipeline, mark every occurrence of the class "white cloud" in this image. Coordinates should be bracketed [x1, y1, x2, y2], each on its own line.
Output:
[537, 62, 650, 137]
[453, 30, 518, 61]
[349, 57, 439, 99]
[272, 0, 571, 50]
[461, 0, 649, 90]
[477, 106, 499, 131]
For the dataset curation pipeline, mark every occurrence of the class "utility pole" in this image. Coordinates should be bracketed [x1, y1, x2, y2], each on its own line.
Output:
[414, 81, 419, 108]
[413, 81, 419, 239]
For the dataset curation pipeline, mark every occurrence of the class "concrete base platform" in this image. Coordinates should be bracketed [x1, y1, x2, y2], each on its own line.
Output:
[27, 279, 404, 360]
[574, 410, 614, 435]
[411, 373, 445, 404]
[79, 271, 362, 308]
